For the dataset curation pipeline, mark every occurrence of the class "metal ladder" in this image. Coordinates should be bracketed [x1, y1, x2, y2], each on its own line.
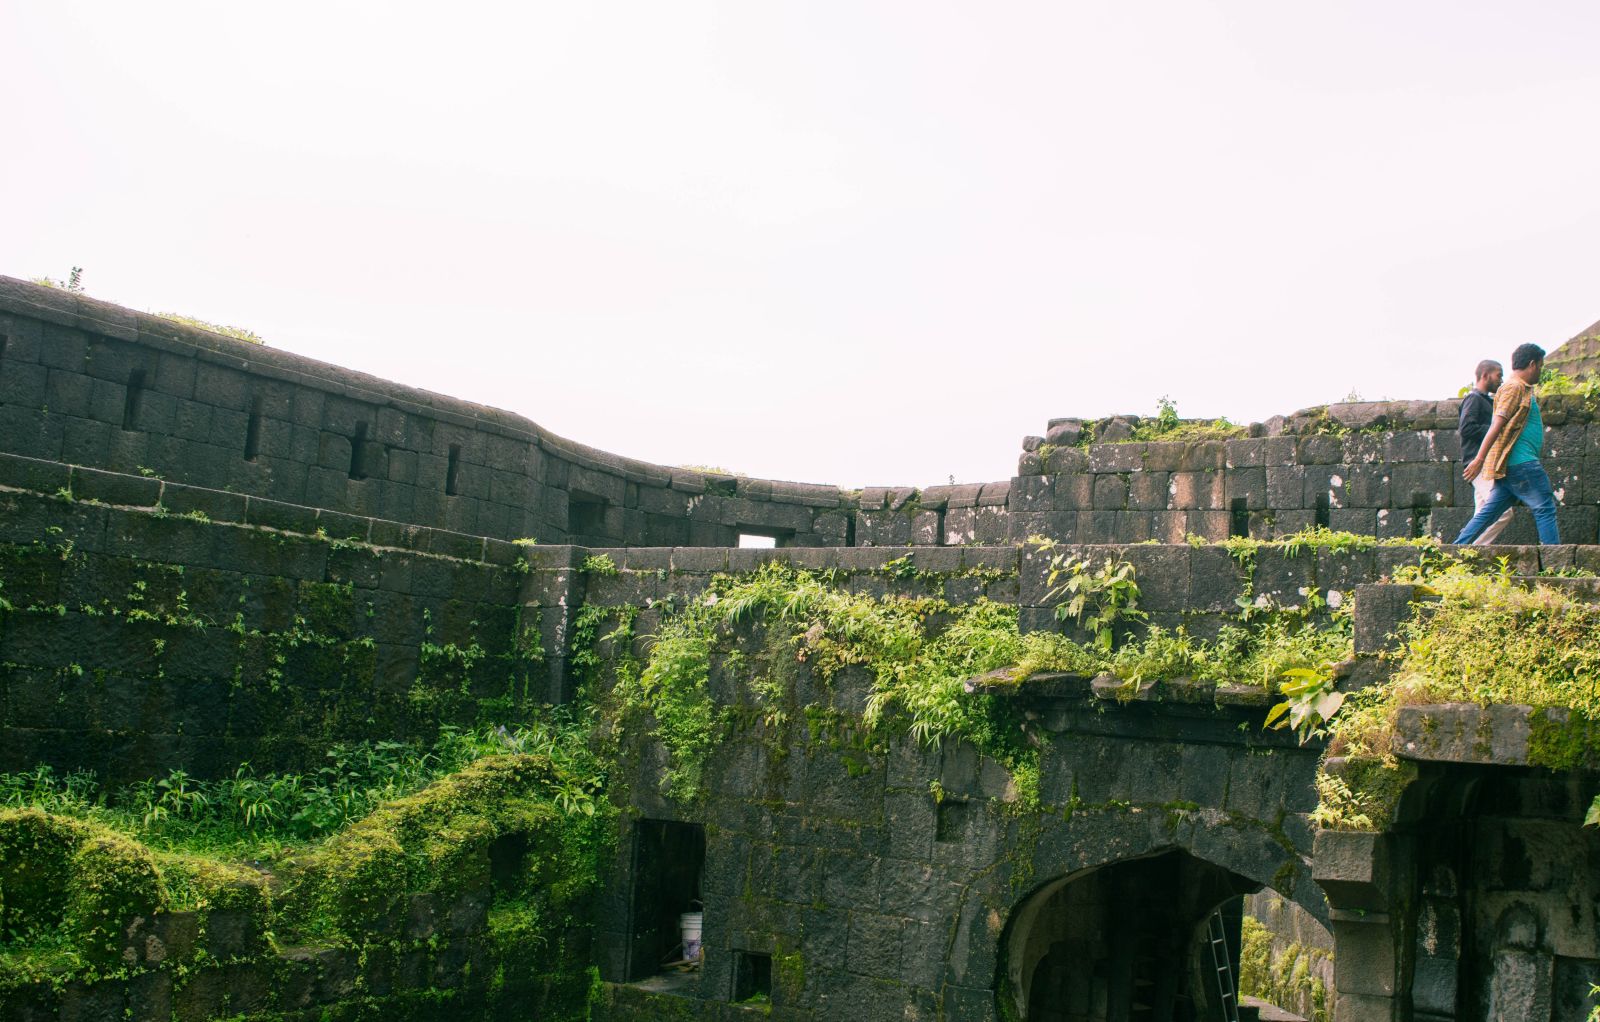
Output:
[1206, 909, 1241, 1022]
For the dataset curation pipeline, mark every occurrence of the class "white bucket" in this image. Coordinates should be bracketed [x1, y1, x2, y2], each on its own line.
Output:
[679, 911, 704, 962]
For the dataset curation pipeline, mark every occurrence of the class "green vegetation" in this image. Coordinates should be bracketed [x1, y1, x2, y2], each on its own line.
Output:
[1127, 396, 1246, 443]
[150, 312, 265, 345]
[0, 726, 594, 862]
[29, 268, 266, 344]
[1317, 561, 1600, 829]
[1055, 398, 1248, 449]
[1105, 612, 1351, 693]
[604, 562, 1073, 806]
[30, 268, 86, 294]
[1032, 537, 1145, 651]
[1239, 913, 1329, 1022]
[604, 544, 1360, 809]
[0, 719, 611, 1001]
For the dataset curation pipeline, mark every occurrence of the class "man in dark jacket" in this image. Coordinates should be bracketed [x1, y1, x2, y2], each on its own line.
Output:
[1458, 359, 1511, 543]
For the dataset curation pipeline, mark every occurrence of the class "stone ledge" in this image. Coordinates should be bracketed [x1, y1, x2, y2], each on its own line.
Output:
[1391, 702, 1536, 766]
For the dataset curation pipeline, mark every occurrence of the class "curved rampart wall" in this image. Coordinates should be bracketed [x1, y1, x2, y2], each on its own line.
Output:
[0, 277, 855, 548]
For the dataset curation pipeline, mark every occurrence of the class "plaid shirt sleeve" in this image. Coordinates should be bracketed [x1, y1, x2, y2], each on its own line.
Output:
[1481, 378, 1531, 480]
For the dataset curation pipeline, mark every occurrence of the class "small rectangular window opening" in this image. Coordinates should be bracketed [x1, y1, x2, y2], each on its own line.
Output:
[122, 368, 146, 431]
[935, 799, 969, 843]
[733, 951, 772, 1003]
[349, 422, 368, 480]
[445, 444, 462, 496]
[738, 533, 777, 549]
[1229, 498, 1250, 538]
[845, 514, 857, 548]
[1314, 493, 1332, 529]
[569, 492, 609, 536]
[244, 397, 262, 461]
[0, 334, 9, 368]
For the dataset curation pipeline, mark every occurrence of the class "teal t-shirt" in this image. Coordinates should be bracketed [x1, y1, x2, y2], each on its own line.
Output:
[1508, 394, 1543, 466]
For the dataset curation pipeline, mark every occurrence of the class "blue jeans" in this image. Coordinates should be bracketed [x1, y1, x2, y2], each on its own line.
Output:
[1454, 460, 1561, 545]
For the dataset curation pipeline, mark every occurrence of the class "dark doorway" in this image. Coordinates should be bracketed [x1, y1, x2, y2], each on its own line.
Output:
[626, 819, 706, 982]
[1003, 850, 1258, 1021]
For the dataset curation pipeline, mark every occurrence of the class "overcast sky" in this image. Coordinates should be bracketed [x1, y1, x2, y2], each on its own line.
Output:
[3, 2, 1597, 488]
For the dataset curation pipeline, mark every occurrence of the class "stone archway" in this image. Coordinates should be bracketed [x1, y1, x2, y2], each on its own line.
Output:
[998, 849, 1262, 1022]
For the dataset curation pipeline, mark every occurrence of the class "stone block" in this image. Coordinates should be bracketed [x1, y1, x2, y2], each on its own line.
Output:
[1050, 472, 1094, 510]
[1328, 507, 1376, 536]
[1265, 465, 1306, 509]
[978, 481, 1010, 506]
[846, 912, 905, 978]
[1224, 438, 1264, 468]
[0, 452, 71, 494]
[1127, 471, 1170, 511]
[1313, 830, 1391, 912]
[1259, 436, 1298, 465]
[0, 359, 48, 407]
[204, 908, 261, 958]
[125, 972, 172, 1022]
[1118, 545, 1189, 611]
[1489, 948, 1553, 1022]
[1391, 703, 1534, 766]
[1045, 420, 1083, 445]
[1009, 474, 1054, 512]
[1333, 991, 1398, 1021]
[57, 978, 126, 1022]
[1140, 442, 1187, 472]
[1342, 464, 1391, 507]
[1225, 466, 1267, 510]
[1353, 583, 1420, 654]
[1180, 441, 1226, 471]
[192, 364, 251, 411]
[1298, 435, 1344, 465]
[1044, 447, 1088, 476]
[1089, 443, 1145, 473]
[1092, 475, 1127, 510]
[1391, 462, 1453, 508]
[71, 466, 161, 507]
[1187, 548, 1242, 611]
[1169, 471, 1223, 510]
[87, 376, 133, 427]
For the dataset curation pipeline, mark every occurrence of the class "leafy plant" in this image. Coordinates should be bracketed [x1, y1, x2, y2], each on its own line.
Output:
[1031, 539, 1145, 651]
[1266, 664, 1346, 744]
[31, 267, 85, 294]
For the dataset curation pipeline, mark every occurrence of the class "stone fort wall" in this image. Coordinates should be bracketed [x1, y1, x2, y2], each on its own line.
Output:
[5, 276, 1597, 552]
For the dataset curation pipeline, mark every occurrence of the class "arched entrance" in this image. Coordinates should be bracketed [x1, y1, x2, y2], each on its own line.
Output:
[999, 849, 1261, 1021]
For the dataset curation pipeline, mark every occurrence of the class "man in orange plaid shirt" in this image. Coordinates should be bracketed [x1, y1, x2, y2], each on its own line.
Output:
[1454, 343, 1560, 545]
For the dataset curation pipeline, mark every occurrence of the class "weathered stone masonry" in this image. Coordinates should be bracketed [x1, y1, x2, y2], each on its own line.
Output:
[2, 277, 1599, 1022]
[6, 277, 1598, 553]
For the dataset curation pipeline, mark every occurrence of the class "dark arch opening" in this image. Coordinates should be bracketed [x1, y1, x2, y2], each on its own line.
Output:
[999, 848, 1262, 1022]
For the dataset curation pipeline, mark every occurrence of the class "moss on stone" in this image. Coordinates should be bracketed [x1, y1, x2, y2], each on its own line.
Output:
[0, 807, 167, 965]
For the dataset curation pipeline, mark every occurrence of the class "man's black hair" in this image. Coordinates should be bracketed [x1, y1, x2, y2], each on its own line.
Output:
[1475, 359, 1502, 380]
[1511, 343, 1545, 371]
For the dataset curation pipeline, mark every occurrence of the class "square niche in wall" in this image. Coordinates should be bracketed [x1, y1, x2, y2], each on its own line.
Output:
[732, 950, 772, 1003]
